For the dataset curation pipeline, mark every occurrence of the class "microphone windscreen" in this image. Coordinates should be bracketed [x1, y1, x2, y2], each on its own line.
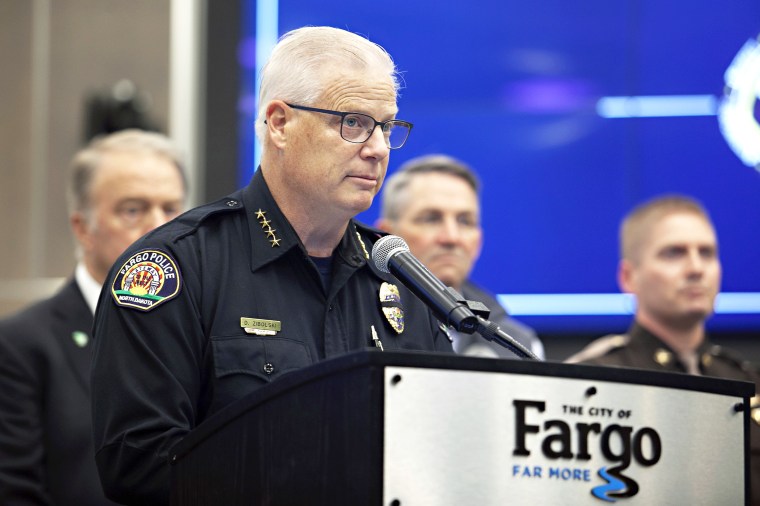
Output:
[371, 235, 409, 273]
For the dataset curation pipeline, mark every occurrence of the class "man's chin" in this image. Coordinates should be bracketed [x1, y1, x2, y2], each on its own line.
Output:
[427, 266, 465, 289]
[669, 308, 714, 328]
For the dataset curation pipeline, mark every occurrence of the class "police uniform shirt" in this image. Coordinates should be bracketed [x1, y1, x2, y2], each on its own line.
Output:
[90, 168, 453, 505]
[567, 322, 760, 506]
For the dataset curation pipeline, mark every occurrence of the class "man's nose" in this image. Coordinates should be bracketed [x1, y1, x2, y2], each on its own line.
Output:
[438, 218, 462, 243]
[145, 207, 172, 231]
[685, 249, 706, 275]
[361, 126, 391, 160]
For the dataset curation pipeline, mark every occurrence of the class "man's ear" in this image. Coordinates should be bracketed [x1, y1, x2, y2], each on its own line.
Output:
[266, 101, 289, 149]
[618, 258, 636, 294]
[70, 211, 93, 252]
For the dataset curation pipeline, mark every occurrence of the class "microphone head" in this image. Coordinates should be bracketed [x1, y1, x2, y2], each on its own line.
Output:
[371, 235, 410, 273]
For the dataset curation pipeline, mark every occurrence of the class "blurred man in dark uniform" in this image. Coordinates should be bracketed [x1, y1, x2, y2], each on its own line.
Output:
[377, 154, 544, 359]
[0, 130, 187, 505]
[91, 26, 452, 505]
[566, 195, 760, 505]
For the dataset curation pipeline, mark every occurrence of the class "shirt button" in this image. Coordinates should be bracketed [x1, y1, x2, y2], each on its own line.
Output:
[328, 304, 334, 311]
[263, 362, 274, 374]
[226, 200, 238, 207]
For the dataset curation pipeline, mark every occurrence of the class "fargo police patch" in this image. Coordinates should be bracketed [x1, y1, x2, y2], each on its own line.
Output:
[111, 249, 181, 311]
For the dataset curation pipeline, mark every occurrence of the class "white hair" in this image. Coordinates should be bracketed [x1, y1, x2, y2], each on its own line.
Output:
[255, 26, 400, 143]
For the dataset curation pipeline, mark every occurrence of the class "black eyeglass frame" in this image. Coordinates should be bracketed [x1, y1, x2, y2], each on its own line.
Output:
[285, 103, 413, 149]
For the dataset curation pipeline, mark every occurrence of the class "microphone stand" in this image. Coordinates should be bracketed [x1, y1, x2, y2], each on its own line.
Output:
[445, 288, 540, 361]
[475, 316, 539, 361]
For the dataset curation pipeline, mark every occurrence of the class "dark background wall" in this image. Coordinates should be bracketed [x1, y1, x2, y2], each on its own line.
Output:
[0, 0, 170, 315]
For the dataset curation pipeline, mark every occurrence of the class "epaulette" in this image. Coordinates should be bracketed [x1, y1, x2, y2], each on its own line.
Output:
[171, 194, 245, 243]
[565, 334, 630, 363]
[706, 344, 760, 376]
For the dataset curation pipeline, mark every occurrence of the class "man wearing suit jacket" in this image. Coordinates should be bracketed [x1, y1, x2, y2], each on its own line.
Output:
[377, 154, 544, 359]
[0, 129, 187, 505]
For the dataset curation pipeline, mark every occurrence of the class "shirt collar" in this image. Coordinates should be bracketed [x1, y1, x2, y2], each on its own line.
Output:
[243, 168, 368, 273]
[629, 321, 713, 356]
[75, 261, 102, 316]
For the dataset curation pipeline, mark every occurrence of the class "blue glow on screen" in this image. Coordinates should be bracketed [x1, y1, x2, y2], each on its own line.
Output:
[240, 1, 760, 334]
[596, 95, 718, 118]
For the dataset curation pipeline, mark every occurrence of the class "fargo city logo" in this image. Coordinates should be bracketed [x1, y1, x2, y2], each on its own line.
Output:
[111, 249, 181, 311]
[511, 399, 662, 503]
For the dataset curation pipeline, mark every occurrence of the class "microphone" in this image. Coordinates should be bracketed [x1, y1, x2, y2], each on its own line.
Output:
[372, 235, 479, 333]
[371, 235, 539, 360]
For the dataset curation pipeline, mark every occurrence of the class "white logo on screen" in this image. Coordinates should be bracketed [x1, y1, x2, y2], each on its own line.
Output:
[718, 36, 760, 173]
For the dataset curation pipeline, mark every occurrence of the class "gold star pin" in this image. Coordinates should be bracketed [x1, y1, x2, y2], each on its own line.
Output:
[255, 209, 281, 246]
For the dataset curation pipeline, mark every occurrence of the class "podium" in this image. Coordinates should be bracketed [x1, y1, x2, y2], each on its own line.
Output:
[170, 351, 752, 505]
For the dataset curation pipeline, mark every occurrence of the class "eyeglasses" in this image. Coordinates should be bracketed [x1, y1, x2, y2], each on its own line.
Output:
[286, 103, 413, 149]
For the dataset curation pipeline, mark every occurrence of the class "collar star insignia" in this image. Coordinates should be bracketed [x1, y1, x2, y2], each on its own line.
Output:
[255, 209, 281, 247]
[654, 349, 673, 367]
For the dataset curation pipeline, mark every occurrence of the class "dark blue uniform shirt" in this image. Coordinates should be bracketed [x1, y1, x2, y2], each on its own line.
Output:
[91, 169, 452, 505]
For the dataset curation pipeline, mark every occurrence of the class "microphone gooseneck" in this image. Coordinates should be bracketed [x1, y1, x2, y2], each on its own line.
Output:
[475, 316, 539, 360]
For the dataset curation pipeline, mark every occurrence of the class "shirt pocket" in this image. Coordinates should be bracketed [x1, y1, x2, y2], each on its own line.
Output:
[211, 335, 313, 383]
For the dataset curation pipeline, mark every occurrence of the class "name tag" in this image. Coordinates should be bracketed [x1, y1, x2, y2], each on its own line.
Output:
[240, 317, 281, 335]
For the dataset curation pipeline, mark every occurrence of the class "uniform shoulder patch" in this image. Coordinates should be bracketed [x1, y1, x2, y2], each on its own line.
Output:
[111, 249, 182, 311]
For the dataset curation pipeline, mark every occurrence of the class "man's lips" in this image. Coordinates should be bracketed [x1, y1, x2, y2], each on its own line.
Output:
[346, 174, 378, 188]
[680, 286, 711, 297]
[428, 251, 467, 263]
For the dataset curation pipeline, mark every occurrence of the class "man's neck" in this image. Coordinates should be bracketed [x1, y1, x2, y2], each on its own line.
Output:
[75, 261, 103, 316]
[260, 165, 349, 257]
[294, 218, 349, 257]
[636, 312, 706, 354]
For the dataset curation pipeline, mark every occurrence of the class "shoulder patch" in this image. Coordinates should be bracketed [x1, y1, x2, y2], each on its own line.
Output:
[111, 249, 182, 311]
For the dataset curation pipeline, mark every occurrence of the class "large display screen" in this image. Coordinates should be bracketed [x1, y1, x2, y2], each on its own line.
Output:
[239, 1, 760, 334]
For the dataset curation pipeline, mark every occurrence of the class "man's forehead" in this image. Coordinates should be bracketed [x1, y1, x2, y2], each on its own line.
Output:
[321, 73, 397, 111]
[408, 172, 477, 195]
[645, 212, 717, 248]
[402, 176, 480, 213]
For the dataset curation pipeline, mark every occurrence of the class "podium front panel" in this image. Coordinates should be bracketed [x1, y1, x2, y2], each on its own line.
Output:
[383, 366, 745, 505]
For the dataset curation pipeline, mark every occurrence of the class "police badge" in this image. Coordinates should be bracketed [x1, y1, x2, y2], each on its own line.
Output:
[379, 282, 404, 334]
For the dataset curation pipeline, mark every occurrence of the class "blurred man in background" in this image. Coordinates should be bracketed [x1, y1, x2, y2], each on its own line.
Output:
[377, 154, 544, 359]
[566, 194, 759, 505]
[0, 129, 187, 505]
